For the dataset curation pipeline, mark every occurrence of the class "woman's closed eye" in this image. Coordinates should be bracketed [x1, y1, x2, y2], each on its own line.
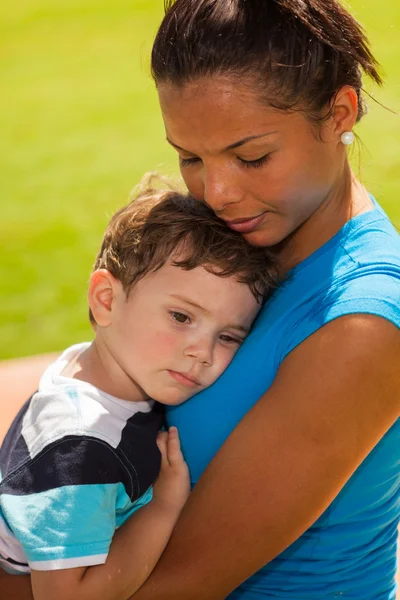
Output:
[237, 153, 271, 169]
[179, 156, 201, 168]
[179, 154, 271, 169]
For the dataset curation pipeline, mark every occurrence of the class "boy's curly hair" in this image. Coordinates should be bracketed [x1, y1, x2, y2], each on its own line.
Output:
[90, 175, 278, 323]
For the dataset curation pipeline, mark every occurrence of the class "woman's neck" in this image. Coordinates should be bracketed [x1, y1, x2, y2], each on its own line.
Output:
[276, 165, 374, 275]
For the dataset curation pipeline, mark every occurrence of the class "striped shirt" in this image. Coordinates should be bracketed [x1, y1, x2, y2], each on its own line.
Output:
[0, 343, 163, 573]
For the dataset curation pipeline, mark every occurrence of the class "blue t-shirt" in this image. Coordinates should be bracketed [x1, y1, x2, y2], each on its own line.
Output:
[167, 202, 400, 599]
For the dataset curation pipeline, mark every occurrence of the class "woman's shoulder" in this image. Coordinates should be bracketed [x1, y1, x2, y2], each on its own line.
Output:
[340, 201, 400, 266]
[298, 203, 399, 278]
[263, 204, 400, 363]
[290, 204, 398, 297]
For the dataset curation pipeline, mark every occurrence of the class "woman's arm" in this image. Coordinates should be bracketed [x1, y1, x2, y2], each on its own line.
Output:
[130, 314, 399, 599]
[0, 570, 33, 600]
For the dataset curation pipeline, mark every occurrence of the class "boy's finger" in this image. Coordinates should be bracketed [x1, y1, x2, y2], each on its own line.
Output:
[156, 431, 169, 467]
[166, 426, 184, 465]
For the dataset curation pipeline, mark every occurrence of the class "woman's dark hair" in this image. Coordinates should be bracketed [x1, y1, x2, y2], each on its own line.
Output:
[151, 0, 382, 122]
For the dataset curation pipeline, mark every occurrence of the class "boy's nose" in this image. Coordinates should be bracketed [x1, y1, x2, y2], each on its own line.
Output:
[184, 338, 214, 366]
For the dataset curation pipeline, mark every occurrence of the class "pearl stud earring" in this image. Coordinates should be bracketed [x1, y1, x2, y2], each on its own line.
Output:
[341, 131, 355, 146]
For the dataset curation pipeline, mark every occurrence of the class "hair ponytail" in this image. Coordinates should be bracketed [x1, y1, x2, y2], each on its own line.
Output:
[270, 0, 381, 83]
[152, 0, 382, 121]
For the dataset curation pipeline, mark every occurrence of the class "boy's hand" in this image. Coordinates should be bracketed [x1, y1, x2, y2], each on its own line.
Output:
[153, 426, 190, 515]
[32, 428, 190, 600]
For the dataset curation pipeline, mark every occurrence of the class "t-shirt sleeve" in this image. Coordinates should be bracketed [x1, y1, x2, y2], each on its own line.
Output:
[278, 272, 400, 364]
[1, 438, 128, 571]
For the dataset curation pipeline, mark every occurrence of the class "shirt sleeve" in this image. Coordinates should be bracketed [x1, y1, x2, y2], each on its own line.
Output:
[278, 272, 400, 364]
[1, 437, 129, 571]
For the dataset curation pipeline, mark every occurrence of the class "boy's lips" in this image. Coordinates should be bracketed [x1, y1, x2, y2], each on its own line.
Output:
[167, 370, 200, 388]
[224, 212, 266, 233]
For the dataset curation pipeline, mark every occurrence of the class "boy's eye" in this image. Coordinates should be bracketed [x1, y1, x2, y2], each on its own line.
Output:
[171, 311, 190, 324]
[219, 334, 242, 345]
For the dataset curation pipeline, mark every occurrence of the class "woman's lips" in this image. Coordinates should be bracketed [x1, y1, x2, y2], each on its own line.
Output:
[224, 212, 266, 233]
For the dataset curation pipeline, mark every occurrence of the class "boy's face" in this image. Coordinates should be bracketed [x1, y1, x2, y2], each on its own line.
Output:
[104, 258, 260, 405]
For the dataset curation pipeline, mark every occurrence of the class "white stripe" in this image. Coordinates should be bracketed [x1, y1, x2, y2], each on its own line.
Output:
[0, 515, 27, 565]
[22, 343, 154, 458]
[30, 553, 107, 571]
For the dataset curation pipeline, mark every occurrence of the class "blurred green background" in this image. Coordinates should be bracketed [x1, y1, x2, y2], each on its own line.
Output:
[1, 0, 399, 359]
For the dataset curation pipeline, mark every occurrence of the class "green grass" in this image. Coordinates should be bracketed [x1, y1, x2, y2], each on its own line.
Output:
[1, 0, 399, 359]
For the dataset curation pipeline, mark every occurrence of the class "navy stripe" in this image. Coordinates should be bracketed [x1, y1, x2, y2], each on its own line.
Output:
[1, 405, 164, 501]
[0, 396, 32, 479]
[0, 436, 138, 498]
[3, 555, 28, 567]
[118, 403, 164, 498]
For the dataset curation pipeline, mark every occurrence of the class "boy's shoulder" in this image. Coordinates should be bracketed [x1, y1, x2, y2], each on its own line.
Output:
[20, 384, 116, 458]
[31, 342, 158, 452]
[1, 343, 163, 501]
[1, 383, 163, 503]
[24, 379, 161, 460]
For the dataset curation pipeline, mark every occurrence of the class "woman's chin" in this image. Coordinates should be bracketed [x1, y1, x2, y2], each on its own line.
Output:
[243, 228, 284, 248]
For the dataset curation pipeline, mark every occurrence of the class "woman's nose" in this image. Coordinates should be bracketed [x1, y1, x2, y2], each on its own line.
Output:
[203, 166, 243, 214]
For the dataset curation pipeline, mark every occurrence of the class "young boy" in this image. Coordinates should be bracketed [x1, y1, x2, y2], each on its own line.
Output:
[0, 183, 276, 600]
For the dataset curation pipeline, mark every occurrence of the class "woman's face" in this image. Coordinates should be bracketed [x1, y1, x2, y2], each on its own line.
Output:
[158, 76, 346, 248]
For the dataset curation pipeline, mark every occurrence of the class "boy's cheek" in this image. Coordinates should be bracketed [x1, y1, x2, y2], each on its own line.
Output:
[142, 331, 180, 359]
[207, 351, 235, 386]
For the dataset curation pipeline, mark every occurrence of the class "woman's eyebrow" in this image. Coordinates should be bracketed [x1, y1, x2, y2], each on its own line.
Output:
[225, 132, 277, 150]
[166, 131, 277, 153]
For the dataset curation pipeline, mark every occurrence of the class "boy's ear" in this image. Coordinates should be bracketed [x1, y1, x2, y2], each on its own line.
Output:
[88, 269, 121, 327]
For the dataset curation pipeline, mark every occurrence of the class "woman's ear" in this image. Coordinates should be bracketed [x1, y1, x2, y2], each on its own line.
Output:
[329, 85, 359, 142]
[88, 269, 121, 327]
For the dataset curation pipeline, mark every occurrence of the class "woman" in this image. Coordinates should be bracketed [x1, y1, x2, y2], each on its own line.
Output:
[1, 0, 399, 598]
